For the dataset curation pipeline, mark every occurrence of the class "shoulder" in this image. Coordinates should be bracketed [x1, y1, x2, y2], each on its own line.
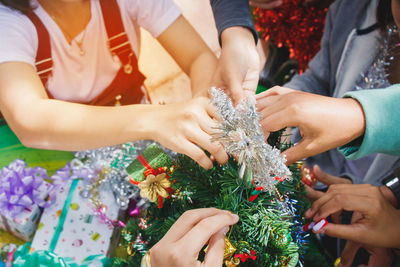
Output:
[117, 0, 181, 37]
[0, 4, 38, 65]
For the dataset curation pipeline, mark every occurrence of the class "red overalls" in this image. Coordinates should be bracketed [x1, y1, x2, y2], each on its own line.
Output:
[25, 0, 147, 106]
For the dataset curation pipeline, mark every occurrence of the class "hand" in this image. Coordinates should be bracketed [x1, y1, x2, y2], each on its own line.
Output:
[256, 87, 366, 165]
[150, 208, 239, 267]
[212, 27, 259, 105]
[249, 0, 283, 9]
[150, 97, 228, 170]
[305, 184, 400, 248]
[338, 211, 394, 267]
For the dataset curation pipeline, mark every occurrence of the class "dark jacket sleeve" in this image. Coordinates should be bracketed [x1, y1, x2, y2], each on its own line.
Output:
[210, 0, 258, 45]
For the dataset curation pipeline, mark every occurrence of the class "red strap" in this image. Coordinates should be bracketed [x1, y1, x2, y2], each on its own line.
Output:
[99, 0, 137, 68]
[24, 11, 53, 87]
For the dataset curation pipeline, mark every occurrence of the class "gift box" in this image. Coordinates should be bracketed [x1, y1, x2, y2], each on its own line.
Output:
[30, 177, 120, 265]
[0, 160, 51, 241]
[126, 143, 174, 208]
[126, 143, 174, 182]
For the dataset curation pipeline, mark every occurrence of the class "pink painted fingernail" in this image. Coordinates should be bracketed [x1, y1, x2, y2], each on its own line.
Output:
[304, 208, 312, 218]
[222, 226, 229, 235]
[312, 218, 328, 232]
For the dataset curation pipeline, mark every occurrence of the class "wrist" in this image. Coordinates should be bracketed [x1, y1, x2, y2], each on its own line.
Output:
[342, 98, 366, 140]
[221, 26, 256, 49]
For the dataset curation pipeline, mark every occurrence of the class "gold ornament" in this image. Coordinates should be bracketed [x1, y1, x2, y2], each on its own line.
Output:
[141, 251, 151, 267]
[224, 237, 237, 260]
[225, 257, 240, 267]
[334, 257, 341, 267]
[138, 173, 171, 202]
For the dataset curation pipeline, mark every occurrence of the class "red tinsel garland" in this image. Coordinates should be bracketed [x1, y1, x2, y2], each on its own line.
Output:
[253, 0, 329, 72]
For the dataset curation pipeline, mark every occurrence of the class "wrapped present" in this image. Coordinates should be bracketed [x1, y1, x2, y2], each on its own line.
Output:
[29, 176, 120, 266]
[126, 143, 174, 208]
[0, 160, 52, 241]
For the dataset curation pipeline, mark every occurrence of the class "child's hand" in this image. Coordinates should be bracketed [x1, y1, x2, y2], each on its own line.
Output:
[150, 208, 239, 267]
[256, 87, 366, 165]
[150, 97, 228, 169]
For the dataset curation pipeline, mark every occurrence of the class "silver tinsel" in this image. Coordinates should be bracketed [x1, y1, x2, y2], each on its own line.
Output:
[75, 142, 140, 210]
[355, 24, 399, 90]
[210, 87, 291, 194]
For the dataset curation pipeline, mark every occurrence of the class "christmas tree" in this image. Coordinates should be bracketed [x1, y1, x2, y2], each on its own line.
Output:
[114, 89, 330, 267]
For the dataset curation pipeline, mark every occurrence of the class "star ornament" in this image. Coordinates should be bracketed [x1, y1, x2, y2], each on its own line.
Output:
[138, 173, 171, 202]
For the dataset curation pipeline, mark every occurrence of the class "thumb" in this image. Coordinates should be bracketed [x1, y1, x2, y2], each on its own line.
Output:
[304, 184, 324, 202]
[282, 138, 314, 166]
[340, 240, 361, 267]
[228, 82, 245, 106]
[203, 228, 228, 267]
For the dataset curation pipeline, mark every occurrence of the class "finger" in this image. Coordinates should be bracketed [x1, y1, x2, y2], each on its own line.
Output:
[177, 139, 214, 169]
[340, 240, 361, 267]
[313, 165, 352, 186]
[203, 229, 227, 267]
[249, 0, 283, 9]
[304, 184, 324, 202]
[313, 195, 372, 221]
[281, 138, 316, 166]
[306, 184, 374, 218]
[255, 94, 281, 114]
[260, 110, 293, 136]
[255, 86, 294, 99]
[162, 208, 227, 243]
[187, 126, 228, 165]
[178, 212, 239, 254]
[318, 223, 366, 243]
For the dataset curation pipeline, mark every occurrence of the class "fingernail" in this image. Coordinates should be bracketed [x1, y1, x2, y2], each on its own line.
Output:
[222, 226, 229, 235]
[312, 218, 328, 232]
[230, 213, 239, 221]
[304, 208, 312, 218]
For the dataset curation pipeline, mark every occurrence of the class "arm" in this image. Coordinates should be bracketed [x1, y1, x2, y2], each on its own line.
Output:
[0, 62, 227, 169]
[157, 15, 217, 97]
[338, 85, 400, 159]
[209, 0, 259, 105]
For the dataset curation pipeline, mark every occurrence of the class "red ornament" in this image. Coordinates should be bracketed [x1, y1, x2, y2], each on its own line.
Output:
[300, 165, 317, 187]
[253, 0, 330, 72]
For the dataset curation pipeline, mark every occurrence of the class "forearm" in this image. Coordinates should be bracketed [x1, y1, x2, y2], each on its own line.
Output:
[7, 99, 158, 151]
[190, 51, 217, 97]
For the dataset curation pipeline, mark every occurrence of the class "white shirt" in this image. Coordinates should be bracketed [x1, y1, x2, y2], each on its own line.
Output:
[0, 0, 181, 102]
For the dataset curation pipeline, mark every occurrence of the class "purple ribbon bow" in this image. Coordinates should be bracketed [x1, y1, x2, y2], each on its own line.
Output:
[0, 159, 53, 218]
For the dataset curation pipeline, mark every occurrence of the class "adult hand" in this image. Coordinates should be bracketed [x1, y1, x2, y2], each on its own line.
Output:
[305, 184, 400, 248]
[212, 27, 259, 106]
[249, 0, 283, 9]
[338, 212, 394, 267]
[150, 97, 228, 169]
[256, 87, 366, 165]
[150, 208, 239, 267]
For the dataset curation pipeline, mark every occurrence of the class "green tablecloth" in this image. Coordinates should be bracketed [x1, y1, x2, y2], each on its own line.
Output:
[0, 119, 73, 175]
